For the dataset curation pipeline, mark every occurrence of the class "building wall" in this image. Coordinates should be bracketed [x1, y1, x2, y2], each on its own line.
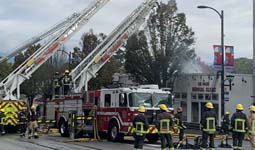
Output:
[173, 73, 253, 125]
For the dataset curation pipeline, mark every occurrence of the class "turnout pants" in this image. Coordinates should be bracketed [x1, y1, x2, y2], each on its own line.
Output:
[179, 129, 184, 141]
[201, 131, 215, 149]
[0, 124, 5, 134]
[29, 121, 38, 136]
[250, 135, 255, 150]
[133, 134, 146, 150]
[159, 133, 174, 150]
[232, 132, 244, 150]
[19, 123, 27, 134]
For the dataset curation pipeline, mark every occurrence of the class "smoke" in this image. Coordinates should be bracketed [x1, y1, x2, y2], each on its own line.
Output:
[182, 60, 203, 74]
[181, 58, 213, 74]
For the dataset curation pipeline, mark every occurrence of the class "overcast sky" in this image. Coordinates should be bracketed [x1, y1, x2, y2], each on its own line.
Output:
[0, 0, 252, 64]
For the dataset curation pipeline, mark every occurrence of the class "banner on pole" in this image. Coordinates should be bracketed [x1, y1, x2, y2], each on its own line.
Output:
[213, 45, 223, 71]
[225, 46, 234, 71]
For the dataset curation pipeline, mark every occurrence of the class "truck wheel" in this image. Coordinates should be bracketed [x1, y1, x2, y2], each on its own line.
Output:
[59, 119, 69, 137]
[108, 121, 123, 142]
[146, 134, 159, 143]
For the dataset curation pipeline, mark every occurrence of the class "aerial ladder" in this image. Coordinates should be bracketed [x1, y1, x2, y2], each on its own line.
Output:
[62, 0, 158, 140]
[0, 0, 110, 101]
[71, 0, 157, 92]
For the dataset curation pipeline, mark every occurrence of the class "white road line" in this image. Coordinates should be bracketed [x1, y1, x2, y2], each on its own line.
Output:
[143, 144, 161, 150]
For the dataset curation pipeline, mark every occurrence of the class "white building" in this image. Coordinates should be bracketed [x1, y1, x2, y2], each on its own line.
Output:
[173, 73, 253, 125]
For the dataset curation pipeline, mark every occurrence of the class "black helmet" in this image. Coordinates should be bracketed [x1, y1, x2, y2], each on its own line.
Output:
[55, 72, 59, 75]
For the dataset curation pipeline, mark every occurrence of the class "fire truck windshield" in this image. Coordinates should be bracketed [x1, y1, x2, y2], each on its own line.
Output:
[129, 93, 171, 108]
[129, 93, 152, 107]
[152, 93, 171, 107]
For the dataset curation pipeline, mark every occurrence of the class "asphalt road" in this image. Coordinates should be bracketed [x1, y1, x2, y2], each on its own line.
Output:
[0, 133, 252, 150]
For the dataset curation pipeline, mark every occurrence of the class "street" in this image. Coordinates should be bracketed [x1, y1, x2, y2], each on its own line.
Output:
[0, 133, 252, 150]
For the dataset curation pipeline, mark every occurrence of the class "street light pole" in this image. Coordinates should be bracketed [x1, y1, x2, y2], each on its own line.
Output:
[197, 6, 225, 117]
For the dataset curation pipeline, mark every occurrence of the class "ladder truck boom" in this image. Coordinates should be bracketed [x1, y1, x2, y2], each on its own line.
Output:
[0, 0, 110, 100]
[0, 13, 80, 64]
[71, 0, 157, 92]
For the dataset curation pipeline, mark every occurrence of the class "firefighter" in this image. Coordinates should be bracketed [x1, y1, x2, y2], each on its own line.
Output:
[18, 107, 28, 137]
[231, 104, 247, 150]
[0, 109, 5, 135]
[28, 105, 39, 139]
[248, 105, 255, 150]
[133, 105, 148, 150]
[219, 112, 231, 148]
[62, 69, 72, 95]
[156, 104, 174, 150]
[53, 71, 61, 97]
[222, 112, 231, 135]
[174, 106, 186, 143]
[200, 102, 217, 150]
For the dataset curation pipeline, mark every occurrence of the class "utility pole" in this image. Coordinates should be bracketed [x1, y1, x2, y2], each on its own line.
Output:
[253, 0, 255, 102]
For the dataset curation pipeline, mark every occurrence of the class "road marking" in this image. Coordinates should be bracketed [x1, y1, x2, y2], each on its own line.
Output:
[143, 146, 160, 150]
[145, 144, 159, 147]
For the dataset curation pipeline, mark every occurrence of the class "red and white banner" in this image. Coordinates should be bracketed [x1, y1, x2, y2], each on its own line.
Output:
[225, 46, 234, 71]
[213, 45, 234, 71]
[213, 45, 223, 71]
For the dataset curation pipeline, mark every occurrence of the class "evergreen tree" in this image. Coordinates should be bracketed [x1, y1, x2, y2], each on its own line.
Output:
[125, 0, 196, 87]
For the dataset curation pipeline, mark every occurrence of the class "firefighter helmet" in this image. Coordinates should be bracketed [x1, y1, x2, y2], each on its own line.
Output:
[138, 105, 146, 113]
[159, 104, 168, 111]
[225, 112, 230, 115]
[236, 104, 244, 111]
[250, 105, 255, 112]
[206, 102, 214, 109]
[31, 105, 36, 110]
[65, 70, 70, 74]
[177, 107, 183, 113]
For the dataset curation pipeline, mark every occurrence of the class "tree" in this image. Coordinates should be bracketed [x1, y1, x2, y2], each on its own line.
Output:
[233, 57, 252, 74]
[125, 0, 196, 87]
[89, 58, 120, 89]
[71, 29, 121, 90]
[0, 61, 12, 81]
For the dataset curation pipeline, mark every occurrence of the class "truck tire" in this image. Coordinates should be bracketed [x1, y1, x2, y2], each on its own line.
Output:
[146, 134, 159, 143]
[59, 119, 69, 137]
[108, 121, 124, 142]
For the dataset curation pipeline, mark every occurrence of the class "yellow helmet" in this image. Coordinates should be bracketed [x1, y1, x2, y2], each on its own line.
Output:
[65, 70, 70, 74]
[22, 107, 27, 110]
[159, 104, 168, 111]
[31, 105, 36, 110]
[236, 104, 244, 111]
[138, 105, 146, 113]
[206, 102, 214, 109]
[250, 105, 255, 112]
[225, 112, 230, 115]
[0, 109, 4, 112]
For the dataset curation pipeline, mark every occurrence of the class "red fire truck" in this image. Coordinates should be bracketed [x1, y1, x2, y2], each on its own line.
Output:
[44, 85, 173, 142]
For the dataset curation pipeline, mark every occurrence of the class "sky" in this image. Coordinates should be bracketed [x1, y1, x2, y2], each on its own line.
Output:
[0, 0, 252, 64]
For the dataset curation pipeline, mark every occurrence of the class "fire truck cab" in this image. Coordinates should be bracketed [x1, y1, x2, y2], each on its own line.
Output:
[94, 85, 173, 142]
